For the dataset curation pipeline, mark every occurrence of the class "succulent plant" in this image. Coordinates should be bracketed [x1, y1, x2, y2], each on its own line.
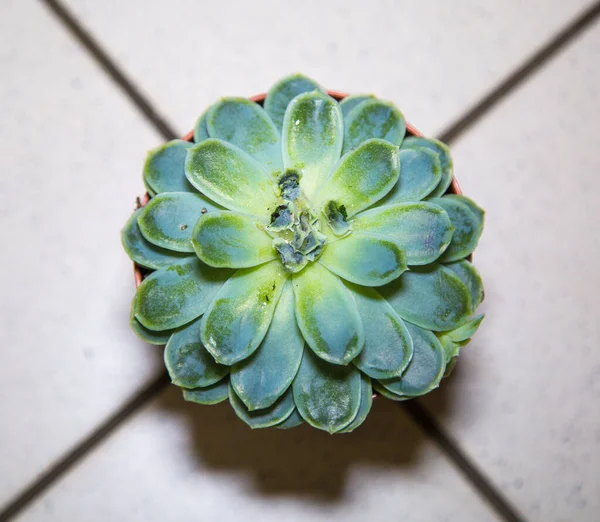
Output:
[122, 74, 485, 433]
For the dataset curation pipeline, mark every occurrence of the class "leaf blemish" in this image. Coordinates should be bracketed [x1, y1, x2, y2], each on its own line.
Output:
[180, 224, 188, 230]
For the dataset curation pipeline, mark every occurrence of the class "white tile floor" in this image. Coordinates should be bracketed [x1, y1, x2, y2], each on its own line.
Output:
[2, 1, 599, 521]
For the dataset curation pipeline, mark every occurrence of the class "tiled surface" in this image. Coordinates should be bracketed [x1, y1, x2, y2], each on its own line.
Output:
[63, 0, 594, 136]
[14, 388, 503, 522]
[422, 19, 600, 522]
[0, 0, 164, 506]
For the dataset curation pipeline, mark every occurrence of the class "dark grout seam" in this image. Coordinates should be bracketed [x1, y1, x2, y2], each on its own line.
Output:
[0, 373, 171, 522]
[40, 0, 178, 141]
[402, 401, 527, 522]
[437, 0, 600, 144]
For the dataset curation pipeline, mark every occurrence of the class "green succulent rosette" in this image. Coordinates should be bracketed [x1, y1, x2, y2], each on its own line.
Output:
[122, 74, 485, 433]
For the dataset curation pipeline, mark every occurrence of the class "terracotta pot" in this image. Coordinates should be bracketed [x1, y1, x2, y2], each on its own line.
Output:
[134, 90, 463, 287]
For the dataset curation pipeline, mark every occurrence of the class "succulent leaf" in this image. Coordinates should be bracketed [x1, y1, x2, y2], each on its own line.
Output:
[339, 94, 375, 117]
[143, 140, 196, 194]
[445, 194, 485, 223]
[138, 192, 220, 253]
[275, 408, 305, 429]
[200, 261, 287, 365]
[445, 260, 485, 308]
[292, 347, 361, 433]
[129, 300, 174, 345]
[319, 233, 407, 286]
[343, 99, 406, 153]
[316, 138, 400, 217]
[193, 109, 210, 143]
[379, 323, 446, 397]
[185, 139, 278, 217]
[206, 97, 283, 173]
[230, 281, 304, 410]
[191, 210, 275, 268]
[264, 73, 324, 131]
[182, 378, 229, 405]
[164, 317, 229, 388]
[229, 384, 295, 429]
[445, 313, 485, 343]
[338, 373, 373, 433]
[293, 263, 364, 365]
[380, 263, 473, 331]
[371, 380, 409, 401]
[402, 137, 453, 197]
[134, 257, 231, 331]
[121, 209, 191, 269]
[379, 147, 442, 205]
[282, 91, 343, 198]
[350, 285, 414, 379]
[430, 196, 484, 262]
[351, 202, 453, 266]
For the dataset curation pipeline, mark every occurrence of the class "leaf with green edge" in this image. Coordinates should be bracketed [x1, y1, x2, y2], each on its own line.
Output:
[350, 285, 414, 379]
[129, 300, 174, 345]
[316, 139, 400, 217]
[338, 374, 373, 433]
[446, 313, 485, 343]
[319, 233, 406, 287]
[138, 192, 221, 253]
[264, 73, 324, 131]
[182, 378, 229, 405]
[402, 137, 453, 197]
[185, 139, 278, 217]
[293, 347, 361, 433]
[200, 261, 287, 365]
[351, 202, 453, 266]
[275, 408, 305, 429]
[134, 257, 231, 331]
[379, 322, 446, 397]
[282, 91, 343, 199]
[164, 316, 229, 389]
[380, 263, 472, 332]
[293, 263, 364, 365]
[445, 194, 485, 223]
[372, 380, 409, 401]
[192, 210, 275, 269]
[339, 94, 375, 117]
[207, 97, 283, 173]
[143, 140, 196, 194]
[194, 109, 210, 143]
[445, 260, 485, 308]
[229, 384, 295, 429]
[429, 196, 483, 262]
[378, 147, 442, 205]
[121, 209, 191, 269]
[230, 281, 304, 410]
[343, 99, 406, 153]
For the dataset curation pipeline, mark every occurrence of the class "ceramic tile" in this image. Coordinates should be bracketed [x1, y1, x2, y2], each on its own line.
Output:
[0, 0, 166, 506]
[421, 20, 600, 522]
[61, 0, 594, 137]
[14, 387, 503, 522]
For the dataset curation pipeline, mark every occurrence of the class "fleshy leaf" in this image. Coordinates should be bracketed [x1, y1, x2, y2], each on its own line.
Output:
[380, 263, 472, 332]
[182, 378, 229, 405]
[446, 313, 485, 343]
[129, 300, 173, 345]
[430, 196, 484, 262]
[206, 97, 282, 173]
[192, 210, 275, 268]
[351, 202, 453, 265]
[379, 323, 446, 397]
[164, 317, 229, 389]
[350, 285, 414, 379]
[282, 91, 343, 198]
[339, 94, 375, 117]
[134, 257, 231, 331]
[229, 385, 295, 429]
[230, 281, 304, 410]
[121, 209, 191, 269]
[293, 263, 364, 365]
[275, 408, 305, 429]
[402, 137, 453, 197]
[338, 374, 373, 433]
[319, 233, 406, 286]
[316, 139, 400, 217]
[200, 261, 287, 365]
[264, 73, 324, 131]
[379, 147, 442, 205]
[143, 140, 196, 194]
[445, 194, 485, 223]
[372, 380, 409, 401]
[293, 347, 361, 433]
[445, 260, 484, 308]
[193, 109, 210, 143]
[343, 99, 406, 153]
[185, 139, 278, 217]
[137, 192, 220, 253]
